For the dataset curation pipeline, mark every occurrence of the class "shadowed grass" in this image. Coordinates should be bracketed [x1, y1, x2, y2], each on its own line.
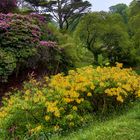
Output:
[134, 67, 140, 75]
[51, 101, 140, 140]
[136, 70, 140, 75]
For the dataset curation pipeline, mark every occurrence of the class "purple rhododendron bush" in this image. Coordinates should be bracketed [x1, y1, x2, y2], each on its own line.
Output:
[0, 13, 70, 84]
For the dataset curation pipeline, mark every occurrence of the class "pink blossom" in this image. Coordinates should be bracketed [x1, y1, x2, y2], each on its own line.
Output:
[40, 41, 57, 47]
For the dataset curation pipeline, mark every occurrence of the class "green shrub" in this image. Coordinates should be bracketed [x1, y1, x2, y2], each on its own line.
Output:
[0, 13, 40, 82]
[74, 12, 135, 65]
[47, 23, 94, 68]
[0, 49, 16, 82]
[0, 13, 73, 82]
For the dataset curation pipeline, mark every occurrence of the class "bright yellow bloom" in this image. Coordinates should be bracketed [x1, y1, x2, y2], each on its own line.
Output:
[45, 115, 50, 121]
[54, 125, 60, 131]
[99, 82, 105, 87]
[117, 96, 123, 103]
[64, 98, 72, 103]
[25, 90, 30, 95]
[72, 106, 78, 111]
[137, 90, 140, 97]
[76, 99, 82, 104]
[30, 125, 42, 134]
[122, 84, 132, 92]
[54, 111, 60, 117]
[116, 62, 123, 68]
[29, 79, 37, 84]
[0, 111, 7, 118]
[24, 96, 29, 101]
[87, 92, 92, 97]
[90, 84, 95, 90]
[33, 97, 39, 103]
[81, 87, 86, 92]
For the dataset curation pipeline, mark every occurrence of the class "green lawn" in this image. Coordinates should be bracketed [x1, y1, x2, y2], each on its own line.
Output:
[51, 102, 140, 140]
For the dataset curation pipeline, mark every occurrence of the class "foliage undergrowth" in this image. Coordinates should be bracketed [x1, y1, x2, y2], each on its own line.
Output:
[0, 64, 140, 139]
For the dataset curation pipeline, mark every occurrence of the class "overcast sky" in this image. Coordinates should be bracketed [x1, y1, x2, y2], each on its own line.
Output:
[91, 0, 133, 11]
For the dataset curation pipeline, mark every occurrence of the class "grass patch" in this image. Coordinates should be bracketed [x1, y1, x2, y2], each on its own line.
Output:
[51, 101, 140, 140]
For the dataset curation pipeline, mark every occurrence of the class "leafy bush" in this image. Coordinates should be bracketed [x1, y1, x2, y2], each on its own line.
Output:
[0, 13, 72, 82]
[29, 41, 73, 75]
[74, 12, 135, 65]
[0, 48, 16, 81]
[129, 13, 140, 65]
[0, 64, 140, 139]
[0, 13, 41, 82]
[47, 23, 94, 68]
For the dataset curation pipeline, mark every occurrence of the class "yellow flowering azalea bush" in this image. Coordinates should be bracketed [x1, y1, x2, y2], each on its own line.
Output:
[0, 64, 140, 139]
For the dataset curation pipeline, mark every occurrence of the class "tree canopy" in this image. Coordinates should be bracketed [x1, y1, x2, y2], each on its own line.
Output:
[23, 0, 92, 29]
[74, 12, 134, 64]
[109, 3, 128, 23]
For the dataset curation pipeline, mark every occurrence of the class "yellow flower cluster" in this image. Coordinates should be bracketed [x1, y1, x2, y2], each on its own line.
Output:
[48, 64, 140, 104]
[46, 101, 60, 117]
[0, 63, 140, 136]
[30, 125, 42, 134]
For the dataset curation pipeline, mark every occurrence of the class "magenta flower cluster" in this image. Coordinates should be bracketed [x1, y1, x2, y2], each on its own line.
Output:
[0, 13, 10, 31]
[0, 13, 41, 38]
[30, 13, 46, 22]
[40, 41, 57, 47]
[0, 13, 57, 49]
